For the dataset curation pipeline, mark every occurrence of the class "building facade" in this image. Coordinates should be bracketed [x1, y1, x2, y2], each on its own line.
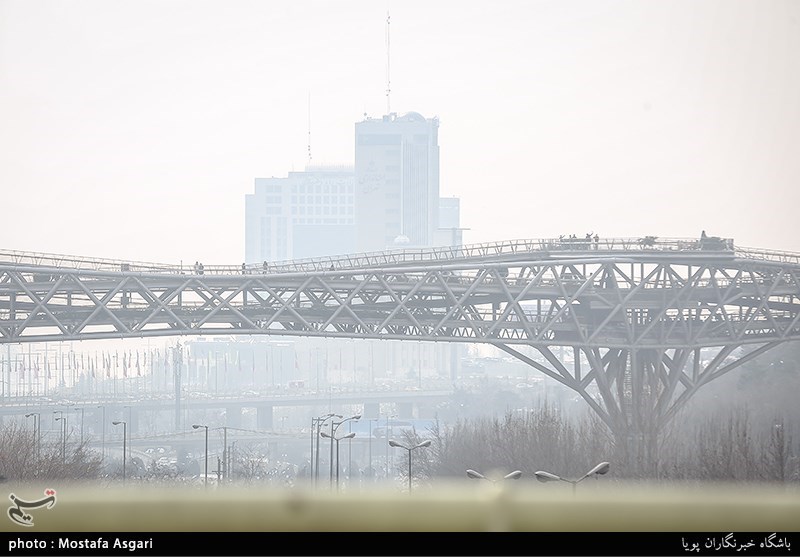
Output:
[245, 166, 356, 264]
[246, 111, 456, 263]
[354, 112, 440, 252]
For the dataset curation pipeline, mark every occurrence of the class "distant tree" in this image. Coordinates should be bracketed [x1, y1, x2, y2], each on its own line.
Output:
[427, 404, 615, 481]
[424, 402, 797, 483]
[233, 444, 271, 484]
[394, 428, 434, 490]
[0, 422, 102, 481]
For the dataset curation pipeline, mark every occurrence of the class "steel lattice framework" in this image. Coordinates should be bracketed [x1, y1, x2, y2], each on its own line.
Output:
[2, 237, 799, 454]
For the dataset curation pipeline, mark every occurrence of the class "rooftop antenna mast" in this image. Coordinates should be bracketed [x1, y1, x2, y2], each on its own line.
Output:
[307, 91, 312, 167]
[385, 8, 391, 115]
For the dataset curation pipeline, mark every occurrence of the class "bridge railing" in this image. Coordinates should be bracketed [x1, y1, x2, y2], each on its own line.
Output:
[249, 237, 742, 274]
[0, 249, 181, 273]
[4, 237, 798, 275]
[734, 245, 800, 266]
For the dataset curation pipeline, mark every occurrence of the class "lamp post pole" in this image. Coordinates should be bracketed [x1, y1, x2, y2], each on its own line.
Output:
[320, 429, 356, 492]
[388, 439, 431, 493]
[54, 415, 67, 464]
[310, 417, 315, 482]
[75, 407, 85, 445]
[368, 418, 378, 478]
[96, 405, 105, 469]
[112, 421, 127, 484]
[222, 426, 228, 484]
[25, 412, 40, 464]
[192, 424, 208, 489]
[52, 411, 63, 462]
[534, 462, 610, 495]
[327, 414, 360, 489]
[311, 413, 339, 488]
[384, 414, 398, 481]
[348, 421, 353, 484]
[123, 405, 132, 462]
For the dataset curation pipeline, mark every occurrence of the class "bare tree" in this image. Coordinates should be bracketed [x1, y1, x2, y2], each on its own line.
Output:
[0, 422, 102, 481]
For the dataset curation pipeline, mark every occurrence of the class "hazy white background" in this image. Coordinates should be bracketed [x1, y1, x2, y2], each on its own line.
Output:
[2, 0, 799, 264]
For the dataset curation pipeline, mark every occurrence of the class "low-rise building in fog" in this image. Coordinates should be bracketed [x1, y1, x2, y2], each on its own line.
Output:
[245, 165, 356, 263]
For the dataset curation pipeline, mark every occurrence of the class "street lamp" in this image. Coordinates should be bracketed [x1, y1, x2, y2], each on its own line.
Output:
[388, 439, 431, 493]
[367, 417, 380, 481]
[96, 405, 105, 469]
[320, 429, 356, 491]
[466, 469, 523, 483]
[326, 414, 360, 489]
[112, 421, 127, 484]
[311, 413, 340, 488]
[52, 410, 63, 461]
[214, 426, 230, 485]
[192, 424, 209, 489]
[74, 407, 85, 445]
[54, 414, 67, 464]
[534, 461, 610, 495]
[25, 412, 40, 463]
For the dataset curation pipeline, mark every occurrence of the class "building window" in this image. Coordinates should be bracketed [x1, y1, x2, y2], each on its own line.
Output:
[358, 134, 401, 145]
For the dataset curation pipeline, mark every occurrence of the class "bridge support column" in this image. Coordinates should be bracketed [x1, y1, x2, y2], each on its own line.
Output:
[497, 341, 782, 475]
[128, 408, 140, 436]
[417, 403, 436, 420]
[363, 403, 380, 419]
[225, 405, 242, 429]
[257, 404, 274, 430]
[397, 402, 414, 420]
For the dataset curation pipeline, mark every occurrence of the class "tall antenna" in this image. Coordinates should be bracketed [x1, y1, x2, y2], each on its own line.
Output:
[385, 9, 391, 115]
[307, 91, 312, 166]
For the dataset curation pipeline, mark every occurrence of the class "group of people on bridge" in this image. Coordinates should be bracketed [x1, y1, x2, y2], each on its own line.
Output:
[558, 233, 600, 250]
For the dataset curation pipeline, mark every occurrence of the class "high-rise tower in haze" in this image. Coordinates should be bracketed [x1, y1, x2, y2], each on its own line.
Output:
[354, 112, 440, 252]
[246, 111, 456, 264]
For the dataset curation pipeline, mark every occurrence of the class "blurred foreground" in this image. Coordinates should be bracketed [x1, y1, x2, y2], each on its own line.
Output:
[2, 481, 798, 532]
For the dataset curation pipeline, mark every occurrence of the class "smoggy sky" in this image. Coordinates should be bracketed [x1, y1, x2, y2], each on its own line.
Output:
[2, 0, 799, 264]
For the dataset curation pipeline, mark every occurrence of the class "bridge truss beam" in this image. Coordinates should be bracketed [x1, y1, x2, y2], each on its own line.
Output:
[2, 248, 800, 469]
[1, 257, 799, 348]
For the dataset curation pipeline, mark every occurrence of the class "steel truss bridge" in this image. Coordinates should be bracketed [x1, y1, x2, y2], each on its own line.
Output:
[2, 237, 800, 465]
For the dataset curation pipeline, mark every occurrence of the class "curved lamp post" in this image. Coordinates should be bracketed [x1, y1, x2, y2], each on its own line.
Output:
[311, 413, 340, 488]
[466, 469, 523, 483]
[534, 461, 610, 495]
[388, 439, 431, 493]
[112, 421, 127, 484]
[74, 407, 85, 445]
[326, 414, 360, 489]
[192, 424, 209, 489]
[96, 405, 106, 469]
[25, 412, 40, 463]
[54, 414, 67, 464]
[320, 429, 356, 491]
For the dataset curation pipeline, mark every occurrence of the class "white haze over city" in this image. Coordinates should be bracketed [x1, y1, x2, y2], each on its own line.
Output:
[1, 0, 799, 264]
